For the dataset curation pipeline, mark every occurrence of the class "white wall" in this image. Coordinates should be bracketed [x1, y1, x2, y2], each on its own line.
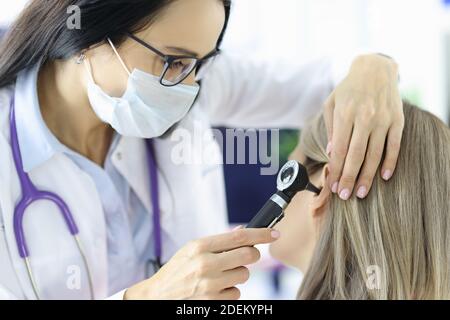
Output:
[0, 1, 28, 27]
[223, 0, 450, 123]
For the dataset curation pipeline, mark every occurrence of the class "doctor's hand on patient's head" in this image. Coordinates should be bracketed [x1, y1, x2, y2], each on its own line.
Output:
[124, 228, 280, 300]
[324, 54, 404, 201]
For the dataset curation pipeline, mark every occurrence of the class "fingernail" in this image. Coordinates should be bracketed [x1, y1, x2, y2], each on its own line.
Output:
[331, 182, 338, 193]
[357, 186, 367, 199]
[382, 170, 392, 181]
[326, 142, 332, 156]
[233, 225, 244, 231]
[271, 230, 281, 239]
[339, 189, 351, 200]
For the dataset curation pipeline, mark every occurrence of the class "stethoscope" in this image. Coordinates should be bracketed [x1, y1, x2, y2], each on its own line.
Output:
[9, 97, 163, 300]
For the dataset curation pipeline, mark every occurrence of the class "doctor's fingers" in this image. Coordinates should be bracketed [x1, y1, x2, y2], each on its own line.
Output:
[336, 122, 371, 200]
[192, 247, 259, 277]
[194, 267, 250, 297]
[193, 287, 241, 301]
[328, 109, 353, 194]
[354, 126, 389, 199]
[216, 246, 261, 271]
[380, 119, 404, 181]
[192, 228, 278, 254]
[217, 287, 242, 300]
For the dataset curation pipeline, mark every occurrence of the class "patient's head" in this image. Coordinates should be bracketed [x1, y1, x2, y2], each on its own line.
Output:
[270, 102, 450, 299]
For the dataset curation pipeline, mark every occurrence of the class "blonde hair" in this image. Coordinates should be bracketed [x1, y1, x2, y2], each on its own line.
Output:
[297, 102, 450, 300]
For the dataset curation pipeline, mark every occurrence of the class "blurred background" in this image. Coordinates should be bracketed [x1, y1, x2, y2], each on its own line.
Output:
[1, 0, 449, 300]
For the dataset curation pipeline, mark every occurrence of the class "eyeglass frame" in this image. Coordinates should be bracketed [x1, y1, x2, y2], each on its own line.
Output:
[126, 32, 221, 87]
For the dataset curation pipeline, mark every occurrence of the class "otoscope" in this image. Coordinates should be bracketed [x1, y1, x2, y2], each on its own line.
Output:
[246, 160, 322, 229]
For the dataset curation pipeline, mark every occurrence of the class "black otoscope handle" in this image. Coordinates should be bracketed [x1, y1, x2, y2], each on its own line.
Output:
[246, 192, 290, 229]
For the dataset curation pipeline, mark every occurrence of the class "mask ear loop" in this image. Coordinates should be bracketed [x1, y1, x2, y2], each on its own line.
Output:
[78, 53, 95, 84]
[75, 51, 96, 84]
[107, 38, 131, 77]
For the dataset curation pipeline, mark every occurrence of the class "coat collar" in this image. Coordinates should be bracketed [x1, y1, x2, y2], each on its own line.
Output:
[110, 136, 152, 213]
[14, 63, 62, 172]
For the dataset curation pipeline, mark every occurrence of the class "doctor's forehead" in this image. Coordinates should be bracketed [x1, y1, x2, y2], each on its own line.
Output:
[135, 0, 226, 58]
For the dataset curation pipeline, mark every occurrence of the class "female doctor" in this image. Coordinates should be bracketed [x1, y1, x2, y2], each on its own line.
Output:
[0, 0, 403, 300]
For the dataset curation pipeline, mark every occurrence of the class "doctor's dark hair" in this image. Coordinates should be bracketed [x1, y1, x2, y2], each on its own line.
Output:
[0, 0, 231, 88]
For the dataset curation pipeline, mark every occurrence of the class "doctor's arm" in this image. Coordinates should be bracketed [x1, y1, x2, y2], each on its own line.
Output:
[199, 52, 403, 199]
[198, 52, 335, 129]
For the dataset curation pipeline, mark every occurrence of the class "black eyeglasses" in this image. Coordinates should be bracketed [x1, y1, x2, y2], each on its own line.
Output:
[126, 32, 220, 87]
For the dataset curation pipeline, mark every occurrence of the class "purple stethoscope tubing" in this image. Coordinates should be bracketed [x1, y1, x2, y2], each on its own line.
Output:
[9, 97, 163, 299]
[146, 139, 163, 269]
[10, 103, 79, 258]
[9, 97, 94, 299]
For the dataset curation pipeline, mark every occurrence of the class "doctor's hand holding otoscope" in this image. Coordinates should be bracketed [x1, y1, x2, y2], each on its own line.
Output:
[124, 228, 279, 300]
[125, 160, 316, 300]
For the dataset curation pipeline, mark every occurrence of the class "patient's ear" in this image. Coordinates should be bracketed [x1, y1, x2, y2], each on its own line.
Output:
[310, 165, 331, 218]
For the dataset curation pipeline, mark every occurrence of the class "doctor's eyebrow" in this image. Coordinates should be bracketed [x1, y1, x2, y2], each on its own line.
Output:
[164, 46, 219, 59]
[164, 46, 199, 57]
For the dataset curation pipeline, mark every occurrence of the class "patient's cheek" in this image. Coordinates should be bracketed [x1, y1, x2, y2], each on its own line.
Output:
[269, 216, 294, 264]
[269, 193, 314, 271]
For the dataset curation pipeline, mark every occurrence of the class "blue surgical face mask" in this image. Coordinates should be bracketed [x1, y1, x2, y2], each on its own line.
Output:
[84, 38, 200, 138]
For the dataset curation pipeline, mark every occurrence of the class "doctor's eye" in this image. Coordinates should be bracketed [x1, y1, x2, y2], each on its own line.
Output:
[162, 58, 198, 85]
[168, 58, 196, 72]
[169, 60, 186, 70]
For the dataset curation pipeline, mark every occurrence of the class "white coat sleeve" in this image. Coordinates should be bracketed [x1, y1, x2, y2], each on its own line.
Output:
[196, 52, 336, 129]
